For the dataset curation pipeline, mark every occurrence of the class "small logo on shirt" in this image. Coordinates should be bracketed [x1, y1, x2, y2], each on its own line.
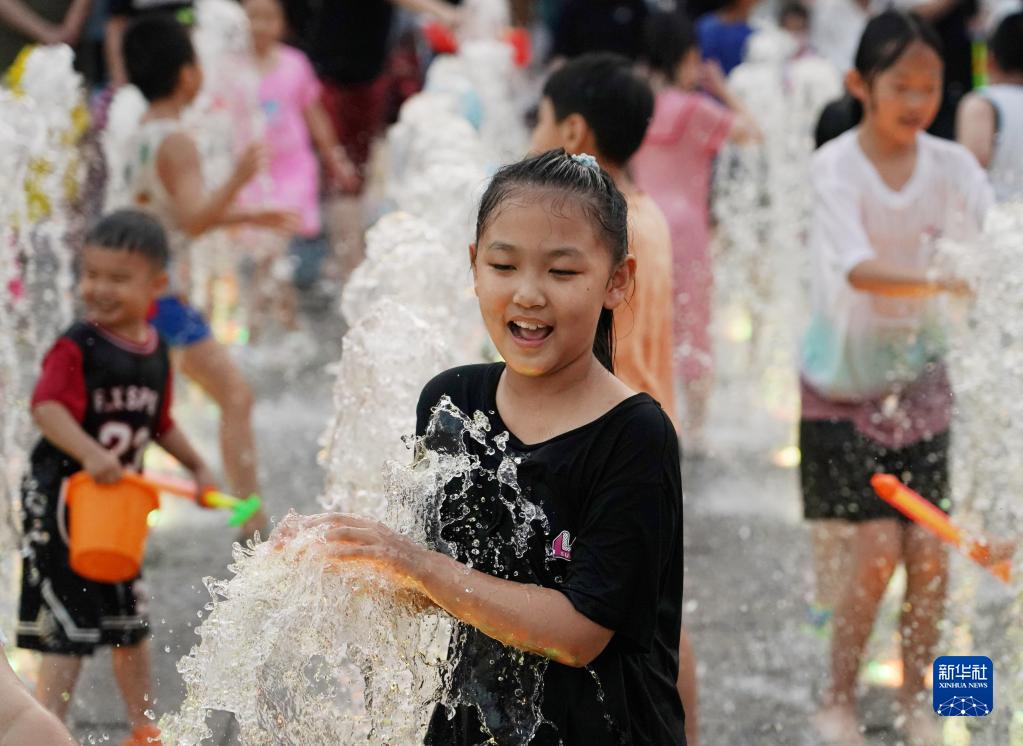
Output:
[551, 530, 573, 561]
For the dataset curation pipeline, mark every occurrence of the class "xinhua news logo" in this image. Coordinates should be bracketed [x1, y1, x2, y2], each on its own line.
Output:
[933, 656, 993, 717]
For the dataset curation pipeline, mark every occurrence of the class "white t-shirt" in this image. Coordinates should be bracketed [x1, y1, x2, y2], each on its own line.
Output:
[120, 119, 193, 292]
[801, 129, 994, 400]
[981, 84, 1023, 202]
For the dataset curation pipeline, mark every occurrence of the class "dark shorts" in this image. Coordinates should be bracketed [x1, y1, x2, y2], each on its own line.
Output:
[799, 419, 950, 522]
[150, 295, 212, 348]
[16, 478, 149, 655]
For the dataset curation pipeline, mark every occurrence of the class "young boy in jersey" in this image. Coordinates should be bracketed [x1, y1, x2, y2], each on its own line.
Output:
[956, 11, 1023, 202]
[529, 52, 701, 746]
[120, 15, 299, 538]
[17, 209, 216, 746]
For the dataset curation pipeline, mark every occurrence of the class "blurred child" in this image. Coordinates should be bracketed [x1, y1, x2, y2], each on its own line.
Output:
[241, 0, 358, 332]
[778, 1, 812, 57]
[120, 16, 298, 536]
[800, 12, 993, 745]
[633, 11, 758, 453]
[956, 11, 1023, 202]
[16, 210, 217, 746]
[531, 53, 698, 746]
[695, 0, 758, 75]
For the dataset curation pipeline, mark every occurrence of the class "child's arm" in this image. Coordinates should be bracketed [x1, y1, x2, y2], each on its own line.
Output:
[700, 60, 762, 144]
[846, 259, 970, 298]
[0, 647, 77, 746]
[32, 402, 123, 484]
[956, 92, 996, 169]
[157, 134, 299, 237]
[275, 514, 614, 668]
[303, 101, 360, 192]
[390, 0, 461, 26]
[0, 0, 91, 45]
[155, 425, 217, 496]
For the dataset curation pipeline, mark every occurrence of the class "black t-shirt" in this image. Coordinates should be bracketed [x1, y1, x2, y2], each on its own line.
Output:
[308, 0, 394, 85]
[416, 363, 686, 745]
[29, 321, 173, 500]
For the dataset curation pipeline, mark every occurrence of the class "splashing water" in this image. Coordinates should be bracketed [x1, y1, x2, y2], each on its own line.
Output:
[937, 202, 1023, 745]
[1, 45, 87, 635]
[162, 398, 554, 744]
[711, 28, 841, 446]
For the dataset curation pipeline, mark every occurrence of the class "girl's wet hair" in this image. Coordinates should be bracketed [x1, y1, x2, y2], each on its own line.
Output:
[475, 148, 629, 373]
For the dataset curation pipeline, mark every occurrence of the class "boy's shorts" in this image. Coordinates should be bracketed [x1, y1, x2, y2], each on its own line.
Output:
[149, 295, 212, 348]
[799, 419, 950, 522]
[17, 479, 149, 655]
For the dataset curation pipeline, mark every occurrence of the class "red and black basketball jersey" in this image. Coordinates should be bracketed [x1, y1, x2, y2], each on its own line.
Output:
[29, 321, 174, 494]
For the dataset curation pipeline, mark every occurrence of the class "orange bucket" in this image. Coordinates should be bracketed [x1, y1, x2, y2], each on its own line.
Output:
[65, 472, 159, 583]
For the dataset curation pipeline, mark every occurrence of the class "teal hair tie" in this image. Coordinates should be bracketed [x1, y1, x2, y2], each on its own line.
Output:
[570, 153, 599, 171]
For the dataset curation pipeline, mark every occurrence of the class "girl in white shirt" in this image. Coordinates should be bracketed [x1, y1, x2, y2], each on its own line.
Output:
[800, 11, 994, 746]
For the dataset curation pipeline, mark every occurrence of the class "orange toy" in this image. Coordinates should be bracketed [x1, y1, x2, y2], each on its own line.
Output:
[871, 473, 1012, 583]
[65, 472, 159, 583]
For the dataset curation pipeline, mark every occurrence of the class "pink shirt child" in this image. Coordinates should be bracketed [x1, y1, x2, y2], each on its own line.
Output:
[245, 45, 323, 237]
[632, 88, 733, 383]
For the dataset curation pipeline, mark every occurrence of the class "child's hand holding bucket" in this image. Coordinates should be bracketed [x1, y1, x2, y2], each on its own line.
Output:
[82, 446, 124, 484]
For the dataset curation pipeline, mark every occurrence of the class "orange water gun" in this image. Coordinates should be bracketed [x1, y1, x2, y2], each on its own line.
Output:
[871, 474, 1012, 583]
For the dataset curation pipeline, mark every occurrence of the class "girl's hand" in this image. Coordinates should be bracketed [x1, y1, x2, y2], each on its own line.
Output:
[274, 513, 425, 588]
[83, 448, 123, 485]
[315, 513, 423, 585]
[326, 147, 362, 193]
[937, 274, 972, 297]
[700, 59, 729, 100]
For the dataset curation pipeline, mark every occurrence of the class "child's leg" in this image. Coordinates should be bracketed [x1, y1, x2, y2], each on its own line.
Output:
[828, 519, 902, 705]
[178, 338, 265, 535]
[816, 519, 901, 743]
[810, 519, 856, 613]
[676, 626, 700, 746]
[900, 524, 948, 704]
[34, 654, 83, 721]
[111, 641, 153, 732]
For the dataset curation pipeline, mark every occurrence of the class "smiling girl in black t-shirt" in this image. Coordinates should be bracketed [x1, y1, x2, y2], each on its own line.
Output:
[283, 149, 686, 744]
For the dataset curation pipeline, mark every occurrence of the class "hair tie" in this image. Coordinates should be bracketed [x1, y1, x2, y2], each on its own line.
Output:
[570, 153, 599, 171]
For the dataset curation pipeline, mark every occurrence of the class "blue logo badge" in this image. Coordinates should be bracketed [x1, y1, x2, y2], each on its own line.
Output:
[933, 656, 993, 716]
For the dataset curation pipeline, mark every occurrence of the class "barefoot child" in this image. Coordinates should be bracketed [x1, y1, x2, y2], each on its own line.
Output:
[799, 12, 993, 745]
[120, 16, 298, 535]
[277, 150, 687, 744]
[16, 210, 217, 746]
[530, 52, 698, 744]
